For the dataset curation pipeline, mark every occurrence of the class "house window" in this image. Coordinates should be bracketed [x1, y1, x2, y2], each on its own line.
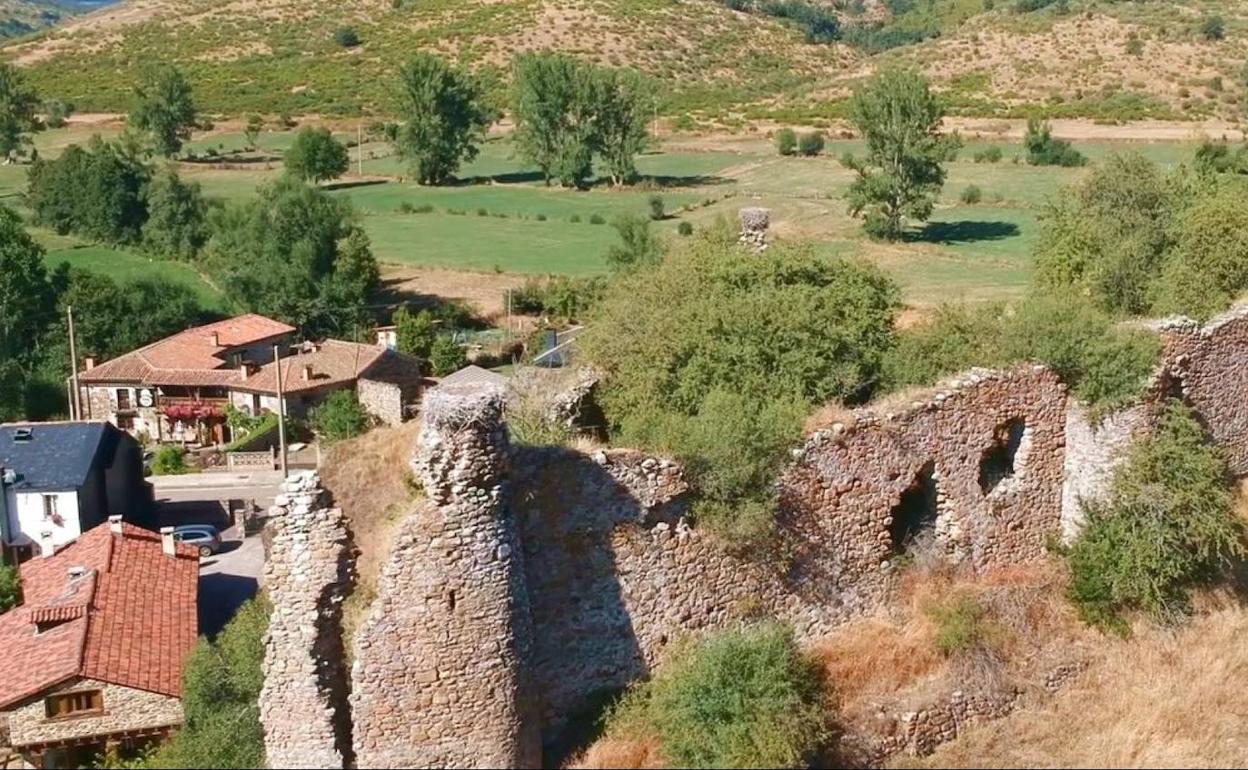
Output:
[116, 389, 131, 410]
[42, 494, 59, 522]
[45, 690, 103, 719]
[117, 415, 135, 431]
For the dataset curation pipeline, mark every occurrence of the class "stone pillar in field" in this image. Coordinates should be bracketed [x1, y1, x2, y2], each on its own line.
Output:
[259, 471, 356, 769]
[739, 206, 771, 252]
[350, 383, 539, 769]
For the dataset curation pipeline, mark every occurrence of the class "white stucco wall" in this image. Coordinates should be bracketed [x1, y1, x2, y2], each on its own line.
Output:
[4, 490, 81, 549]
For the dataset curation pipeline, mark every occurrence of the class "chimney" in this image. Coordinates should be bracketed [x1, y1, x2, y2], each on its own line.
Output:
[209, 331, 220, 347]
[83, 355, 96, 371]
[302, 364, 313, 382]
[39, 530, 55, 559]
[160, 526, 176, 557]
[239, 362, 250, 379]
[108, 514, 123, 535]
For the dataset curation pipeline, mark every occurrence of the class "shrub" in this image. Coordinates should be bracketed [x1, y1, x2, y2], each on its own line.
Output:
[0, 564, 16, 612]
[1200, 16, 1225, 41]
[43, 99, 73, 129]
[570, 214, 581, 223]
[605, 623, 829, 768]
[797, 130, 825, 156]
[27, 137, 150, 244]
[677, 220, 694, 236]
[1149, 184, 1248, 320]
[648, 194, 665, 221]
[308, 390, 370, 442]
[973, 146, 1003, 163]
[1023, 117, 1086, 167]
[959, 184, 983, 204]
[589, 212, 606, 225]
[430, 335, 468, 376]
[925, 593, 991, 657]
[334, 26, 361, 48]
[476, 207, 488, 216]
[137, 598, 269, 768]
[1125, 36, 1144, 57]
[535, 212, 547, 221]
[776, 127, 797, 156]
[150, 446, 189, 476]
[1067, 401, 1244, 633]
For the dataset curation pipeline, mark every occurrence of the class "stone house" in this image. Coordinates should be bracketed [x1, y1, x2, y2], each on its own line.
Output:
[0, 520, 199, 768]
[75, 314, 425, 446]
[0, 423, 151, 563]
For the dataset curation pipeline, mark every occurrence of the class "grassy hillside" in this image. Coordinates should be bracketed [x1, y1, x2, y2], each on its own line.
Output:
[0, 0, 102, 39]
[5, 0, 1247, 122]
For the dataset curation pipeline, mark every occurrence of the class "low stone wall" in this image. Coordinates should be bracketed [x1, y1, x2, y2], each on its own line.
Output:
[779, 365, 1068, 616]
[258, 472, 355, 770]
[356, 378, 404, 426]
[1059, 402, 1155, 541]
[349, 385, 540, 769]
[5, 678, 182, 750]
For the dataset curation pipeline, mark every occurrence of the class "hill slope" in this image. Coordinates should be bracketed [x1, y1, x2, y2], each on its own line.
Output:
[0, 0, 104, 39]
[4, 0, 1247, 121]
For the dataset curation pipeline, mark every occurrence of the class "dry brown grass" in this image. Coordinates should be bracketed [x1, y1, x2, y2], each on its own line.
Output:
[319, 421, 422, 649]
[811, 618, 943, 708]
[895, 605, 1248, 768]
[571, 734, 666, 770]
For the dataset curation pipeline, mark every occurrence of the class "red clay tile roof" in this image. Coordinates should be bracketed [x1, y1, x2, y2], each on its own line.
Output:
[78, 314, 294, 386]
[233, 340, 420, 395]
[0, 524, 199, 709]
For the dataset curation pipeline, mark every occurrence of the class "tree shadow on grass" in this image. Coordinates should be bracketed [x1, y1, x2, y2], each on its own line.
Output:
[321, 178, 389, 192]
[907, 220, 1021, 245]
[453, 170, 548, 186]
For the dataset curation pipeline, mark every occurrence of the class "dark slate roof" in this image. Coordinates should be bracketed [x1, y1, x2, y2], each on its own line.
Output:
[0, 422, 116, 491]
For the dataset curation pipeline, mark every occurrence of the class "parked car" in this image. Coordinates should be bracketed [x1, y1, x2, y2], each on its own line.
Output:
[172, 524, 223, 557]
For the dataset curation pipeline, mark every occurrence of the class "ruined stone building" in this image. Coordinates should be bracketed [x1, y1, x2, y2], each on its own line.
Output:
[258, 306, 1248, 769]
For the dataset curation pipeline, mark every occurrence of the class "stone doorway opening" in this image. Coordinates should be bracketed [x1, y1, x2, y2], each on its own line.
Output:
[889, 461, 938, 553]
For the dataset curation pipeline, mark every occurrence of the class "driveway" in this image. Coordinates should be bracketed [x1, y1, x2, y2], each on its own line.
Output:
[196, 526, 265, 638]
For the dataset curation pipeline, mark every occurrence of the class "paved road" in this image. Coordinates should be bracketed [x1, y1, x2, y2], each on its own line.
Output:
[197, 528, 265, 637]
[151, 470, 285, 506]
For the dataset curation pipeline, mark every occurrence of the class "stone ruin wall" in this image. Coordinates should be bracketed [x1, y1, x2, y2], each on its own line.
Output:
[348, 385, 541, 769]
[256, 308, 1248, 768]
[258, 471, 355, 770]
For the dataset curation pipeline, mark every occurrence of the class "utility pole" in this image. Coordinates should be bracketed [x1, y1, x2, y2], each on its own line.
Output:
[67, 306, 80, 420]
[273, 344, 289, 479]
[358, 123, 364, 176]
[506, 289, 512, 342]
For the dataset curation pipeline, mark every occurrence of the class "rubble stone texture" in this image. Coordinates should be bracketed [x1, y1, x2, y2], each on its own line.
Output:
[349, 384, 540, 769]
[738, 206, 770, 252]
[1059, 401, 1155, 542]
[258, 471, 355, 770]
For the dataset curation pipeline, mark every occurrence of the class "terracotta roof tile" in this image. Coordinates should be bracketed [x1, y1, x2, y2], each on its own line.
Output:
[233, 340, 410, 395]
[0, 524, 199, 709]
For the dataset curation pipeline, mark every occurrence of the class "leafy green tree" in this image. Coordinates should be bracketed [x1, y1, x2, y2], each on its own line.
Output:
[775, 127, 797, 156]
[605, 214, 662, 271]
[844, 68, 951, 240]
[429, 335, 467, 376]
[142, 168, 211, 260]
[0, 206, 54, 420]
[393, 306, 436, 358]
[512, 52, 599, 188]
[1151, 184, 1248, 320]
[283, 127, 349, 184]
[0, 563, 16, 612]
[137, 598, 269, 768]
[43, 99, 73, 129]
[0, 63, 40, 162]
[393, 53, 493, 186]
[129, 64, 196, 158]
[592, 67, 652, 185]
[309, 390, 371, 442]
[1067, 401, 1244, 634]
[27, 137, 151, 243]
[204, 178, 378, 337]
[604, 623, 828, 768]
[582, 224, 900, 546]
[243, 114, 263, 151]
[1023, 117, 1086, 167]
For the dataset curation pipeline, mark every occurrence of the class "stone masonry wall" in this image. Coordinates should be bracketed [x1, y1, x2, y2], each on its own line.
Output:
[5, 678, 182, 749]
[259, 471, 355, 770]
[1156, 305, 1248, 474]
[356, 378, 404, 426]
[778, 365, 1068, 615]
[349, 384, 540, 769]
[1059, 401, 1156, 542]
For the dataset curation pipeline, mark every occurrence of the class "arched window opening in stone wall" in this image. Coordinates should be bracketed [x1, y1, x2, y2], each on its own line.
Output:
[889, 460, 939, 553]
[979, 417, 1027, 495]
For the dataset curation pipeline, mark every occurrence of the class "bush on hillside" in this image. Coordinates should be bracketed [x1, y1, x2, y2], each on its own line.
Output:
[797, 131, 825, 156]
[308, 390, 371, 443]
[648, 194, 665, 221]
[27, 137, 150, 244]
[1149, 184, 1248, 320]
[959, 184, 983, 204]
[776, 127, 797, 156]
[0, 564, 17, 612]
[973, 146, 1003, 163]
[429, 335, 467, 377]
[1067, 401, 1244, 634]
[604, 623, 829, 768]
[1023, 117, 1086, 167]
[334, 27, 361, 48]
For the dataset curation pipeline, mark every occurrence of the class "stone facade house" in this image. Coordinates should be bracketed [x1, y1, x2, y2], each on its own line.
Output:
[0, 423, 151, 563]
[75, 314, 425, 445]
[0, 520, 199, 768]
